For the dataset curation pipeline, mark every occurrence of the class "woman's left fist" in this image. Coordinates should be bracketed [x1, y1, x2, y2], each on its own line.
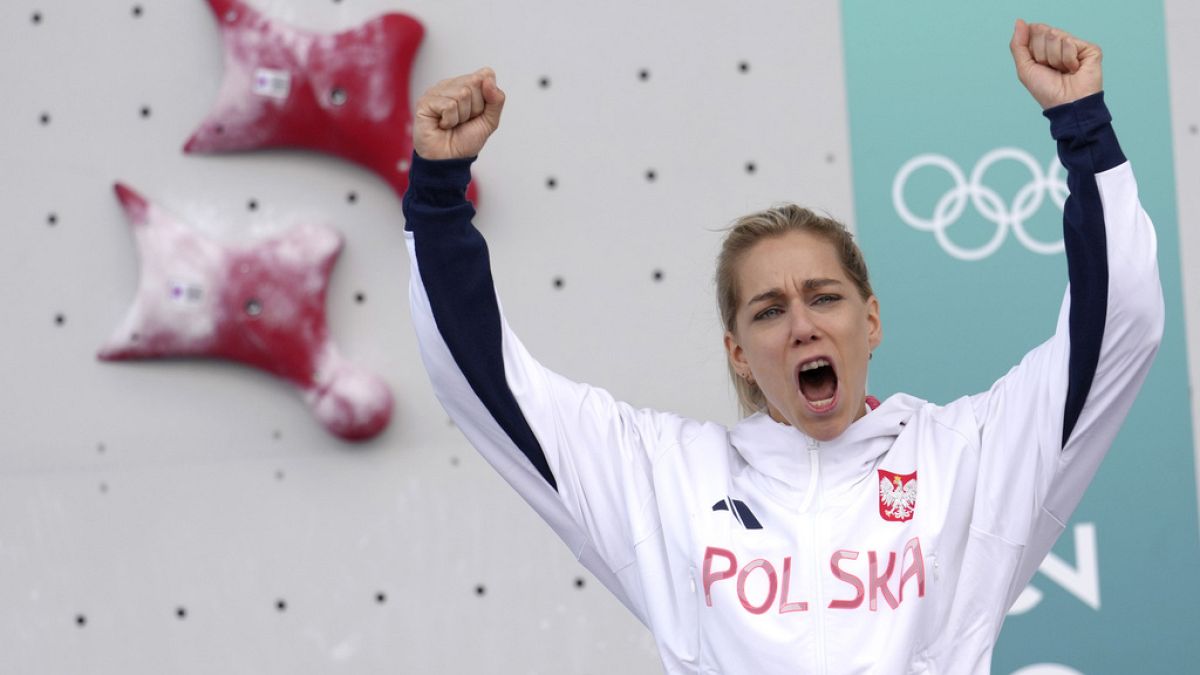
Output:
[1010, 19, 1103, 109]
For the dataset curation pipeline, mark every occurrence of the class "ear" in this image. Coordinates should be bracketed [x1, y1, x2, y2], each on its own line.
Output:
[724, 329, 749, 377]
[866, 295, 883, 351]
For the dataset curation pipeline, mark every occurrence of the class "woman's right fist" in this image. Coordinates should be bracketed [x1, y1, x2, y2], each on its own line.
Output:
[413, 68, 506, 160]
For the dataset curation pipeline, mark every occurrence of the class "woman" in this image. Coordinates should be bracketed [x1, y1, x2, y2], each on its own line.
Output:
[402, 20, 1162, 674]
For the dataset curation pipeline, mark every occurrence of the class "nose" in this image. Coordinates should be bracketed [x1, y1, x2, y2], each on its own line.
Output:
[789, 306, 820, 346]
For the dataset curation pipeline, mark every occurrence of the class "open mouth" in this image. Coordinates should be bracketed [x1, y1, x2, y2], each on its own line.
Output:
[798, 357, 838, 413]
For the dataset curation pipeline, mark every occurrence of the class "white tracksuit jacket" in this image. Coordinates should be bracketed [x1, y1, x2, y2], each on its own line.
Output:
[403, 93, 1163, 673]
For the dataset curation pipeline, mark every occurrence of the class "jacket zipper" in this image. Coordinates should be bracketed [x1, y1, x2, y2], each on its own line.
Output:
[801, 437, 826, 675]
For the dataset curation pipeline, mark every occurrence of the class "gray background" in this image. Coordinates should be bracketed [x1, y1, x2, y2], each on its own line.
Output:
[0, 1, 1195, 673]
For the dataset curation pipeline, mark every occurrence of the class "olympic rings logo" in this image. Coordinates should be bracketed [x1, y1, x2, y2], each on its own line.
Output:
[892, 148, 1069, 261]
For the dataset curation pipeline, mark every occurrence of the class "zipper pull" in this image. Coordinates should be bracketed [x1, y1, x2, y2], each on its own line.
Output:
[799, 436, 821, 513]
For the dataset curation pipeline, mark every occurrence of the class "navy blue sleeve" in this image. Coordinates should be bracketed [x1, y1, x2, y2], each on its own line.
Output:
[402, 152, 558, 490]
[1043, 92, 1126, 447]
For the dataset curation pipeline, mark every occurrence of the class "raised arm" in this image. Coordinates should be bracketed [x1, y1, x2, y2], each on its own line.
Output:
[403, 70, 686, 623]
[970, 22, 1164, 605]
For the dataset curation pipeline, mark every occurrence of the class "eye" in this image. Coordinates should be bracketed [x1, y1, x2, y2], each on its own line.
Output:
[753, 306, 783, 321]
[813, 294, 842, 306]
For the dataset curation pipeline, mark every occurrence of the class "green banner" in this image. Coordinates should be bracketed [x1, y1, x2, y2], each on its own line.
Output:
[841, 1, 1198, 672]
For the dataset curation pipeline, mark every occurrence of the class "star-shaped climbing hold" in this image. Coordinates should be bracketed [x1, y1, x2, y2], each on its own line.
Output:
[99, 183, 394, 441]
[184, 0, 475, 201]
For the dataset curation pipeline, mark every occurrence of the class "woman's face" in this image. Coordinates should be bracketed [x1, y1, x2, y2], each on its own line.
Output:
[724, 231, 882, 441]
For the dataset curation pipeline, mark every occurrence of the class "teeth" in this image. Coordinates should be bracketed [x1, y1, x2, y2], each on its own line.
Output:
[809, 396, 835, 408]
[800, 358, 830, 372]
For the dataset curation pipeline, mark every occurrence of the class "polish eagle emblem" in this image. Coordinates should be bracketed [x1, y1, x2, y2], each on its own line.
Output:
[878, 470, 917, 522]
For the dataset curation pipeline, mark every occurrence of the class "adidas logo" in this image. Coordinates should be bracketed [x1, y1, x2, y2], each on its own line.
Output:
[712, 497, 762, 530]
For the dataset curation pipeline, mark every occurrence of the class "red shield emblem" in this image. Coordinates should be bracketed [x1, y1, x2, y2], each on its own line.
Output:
[878, 470, 917, 522]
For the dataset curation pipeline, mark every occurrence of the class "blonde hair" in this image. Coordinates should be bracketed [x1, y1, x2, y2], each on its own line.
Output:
[716, 204, 873, 416]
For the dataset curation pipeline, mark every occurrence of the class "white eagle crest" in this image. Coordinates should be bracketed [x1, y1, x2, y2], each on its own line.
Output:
[879, 475, 918, 521]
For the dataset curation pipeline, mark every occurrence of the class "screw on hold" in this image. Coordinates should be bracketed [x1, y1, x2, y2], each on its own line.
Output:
[552, 277, 564, 290]
[47, 213, 58, 226]
[140, 106, 151, 118]
[132, 5, 143, 18]
[474, 585, 486, 596]
[645, 169, 657, 182]
[738, 61, 750, 73]
[330, 88, 348, 106]
[638, 68, 650, 81]
[539, 76, 551, 89]
[244, 299, 262, 316]
[652, 269, 664, 282]
[745, 162, 756, 174]
[39, 112, 51, 125]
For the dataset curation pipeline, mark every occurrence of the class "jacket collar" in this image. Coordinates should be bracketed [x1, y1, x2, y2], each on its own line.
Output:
[729, 394, 923, 495]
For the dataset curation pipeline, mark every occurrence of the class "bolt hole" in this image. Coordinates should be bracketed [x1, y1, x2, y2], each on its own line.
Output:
[140, 105, 151, 118]
[39, 112, 51, 125]
[574, 577, 585, 589]
[75, 614, 87, 627]
[552, 277, 564, 290]
[54, 314, 65, 326]
[375, 592, 387, 604]
[638, 68, 650, 81]
[645, 169, 657, 182]
[346, 191, 357, 204]
[474, 585, 486, 596]
[546, 176, 557, 189]
[247, 199, 258, 211]
[539, 76, 551, 89]
[176, 607, 187, 619]
[132, 5, 143, 18]
[244, 299, 262, 316]
[745, 161, 756, 174]
[738, 61, 750, 73]
[31, 11, 43, 24]
[354, 292, 366, 304]
[329, 88, 348, 106]
[652, 269, 664, 282]
[47, 212, 58, 226]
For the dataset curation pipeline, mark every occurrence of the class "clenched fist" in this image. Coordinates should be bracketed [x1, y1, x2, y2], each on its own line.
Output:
[413, 68, 506, 160]
[1010, 19, 1102, 109]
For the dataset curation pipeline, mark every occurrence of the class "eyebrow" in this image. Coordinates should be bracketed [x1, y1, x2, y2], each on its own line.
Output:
[746, 279, 843, 306]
